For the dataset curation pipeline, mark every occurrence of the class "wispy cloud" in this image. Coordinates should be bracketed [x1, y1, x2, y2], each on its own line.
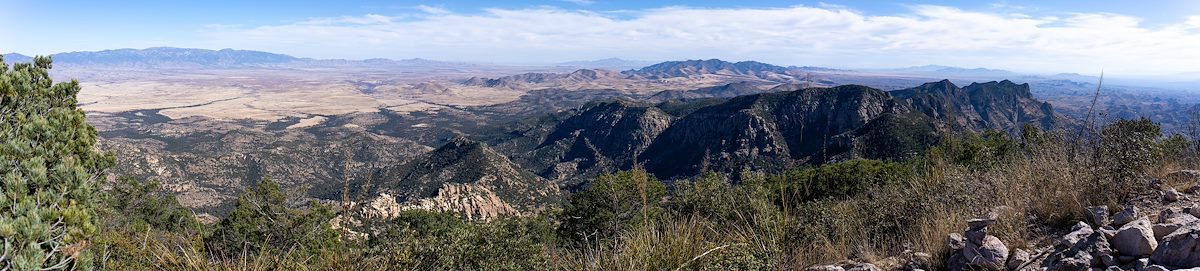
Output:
[560, 0, 595, 5]
[414, 5, 450, 15]
[191, 5, 1200, 74]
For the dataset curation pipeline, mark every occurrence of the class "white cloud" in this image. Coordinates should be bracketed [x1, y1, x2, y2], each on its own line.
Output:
[415, 5, 450, 15]
[560, 0, 595, 5]
[190, 5, 1200, 74]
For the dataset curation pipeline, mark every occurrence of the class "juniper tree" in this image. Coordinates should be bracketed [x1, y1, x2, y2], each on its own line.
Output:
[0, 55, 114, 270]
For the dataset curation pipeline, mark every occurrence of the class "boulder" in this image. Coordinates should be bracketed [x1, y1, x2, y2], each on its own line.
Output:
[1112, 219, 1158, 257]
[948, 233, 966, 250]
[1145, 265, 1168, 271]
[947, 251, 967, 271]
[1098, 227, 1118, 240]
[844, 263, 881, 271]
[1062, 222, 1096, 247]
[904, 251, 932, 271]
[1150, 222, 1200, 267]
[1164, 188, 1182, 202]
[1088, 206, 1111, 227]
[1158, 208, 1177, 224]
[806, 265, 845, 271]
[1007, 248, 1032, 271]
[1152, 214, 1197, 241]
[964, 235, 1009, 270]
[966, 219, 993, 244]
[1187, 184, 1200, 194]
[1044, 224, 1116, 271]
[1113, 206, 1139, 227]
[1185, 204, 1200, 217]
[1044, 252, 1091, 271]
[1133, 258, 1149, 271]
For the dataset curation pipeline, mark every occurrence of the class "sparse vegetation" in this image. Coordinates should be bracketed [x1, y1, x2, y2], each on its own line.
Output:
[8, 55, 1200, 270]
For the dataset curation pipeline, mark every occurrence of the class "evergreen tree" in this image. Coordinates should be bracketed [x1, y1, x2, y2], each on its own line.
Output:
[0, 55, 115, 270]
[206, 178, 339, 259]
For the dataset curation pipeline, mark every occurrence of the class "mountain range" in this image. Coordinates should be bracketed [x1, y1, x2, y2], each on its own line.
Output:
[1, 47, 474, 68]
[39, 47, 1115, 220]
[493, 79, 1059, 183]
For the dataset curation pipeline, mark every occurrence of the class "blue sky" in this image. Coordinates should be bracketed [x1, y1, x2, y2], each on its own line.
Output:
[3, 1, 1200, 74]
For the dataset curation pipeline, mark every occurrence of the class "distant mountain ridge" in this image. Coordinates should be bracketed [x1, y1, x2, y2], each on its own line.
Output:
[493, 79, 1063, 182]
[1, 47, 471, 68]
[2, 53, 32, 63]
[50, 47, 297, 66]
[556, 58, 655, 69]
[461, 59, 811, 88]
[623, 59, 797, 81]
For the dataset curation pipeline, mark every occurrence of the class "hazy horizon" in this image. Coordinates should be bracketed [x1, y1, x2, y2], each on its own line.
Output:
[3, 0, 1200, 76]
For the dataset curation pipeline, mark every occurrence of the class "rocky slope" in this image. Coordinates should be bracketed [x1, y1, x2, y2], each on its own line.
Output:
[943, 171, 1200, 271]
[640, 84, 920, 179]
[97, 114, 430, 218]
[490, 80, 1058, 183]
[803, 170, 1200, 271]
[495, 100, 674, 188]
[372, 137, 562, 220]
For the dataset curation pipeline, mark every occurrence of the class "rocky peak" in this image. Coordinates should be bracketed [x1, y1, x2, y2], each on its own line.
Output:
[892, 79, 1057, 133]
[376, 137, 561, 220]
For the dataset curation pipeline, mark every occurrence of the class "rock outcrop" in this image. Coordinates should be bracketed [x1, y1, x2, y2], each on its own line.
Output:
[970, 176, 1200, 271]
[889, 79, 1058, 134]
[947, 219, 1009, 271]
[1150, 222, 1200, 267]
[640, 84, 933, 179]
[377, 137, 562, 220]
[1112, 219, 1158, 257]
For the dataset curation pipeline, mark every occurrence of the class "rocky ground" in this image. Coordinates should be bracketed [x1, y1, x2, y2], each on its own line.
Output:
[807, 170, 1200, 271]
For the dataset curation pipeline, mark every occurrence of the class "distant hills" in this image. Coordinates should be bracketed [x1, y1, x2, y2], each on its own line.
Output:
[872, 65, 1021, 78]
[0, 47, 472, 68]
[623, 59, 796, 81]
[2, 53, 32, 63]
[555, 58, 655, 69]
[4, 47, 295, 67]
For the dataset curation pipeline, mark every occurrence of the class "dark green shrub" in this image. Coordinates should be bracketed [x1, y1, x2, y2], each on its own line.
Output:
[929, 130, 1021, 168]
[363, 210, 554, 270]
[101, 177, 199, 232]
[206, 178, 339, 259]
[767, 159, 912, 204]
[558, 170, 666, 245]
[1096, 118, 1161, 201]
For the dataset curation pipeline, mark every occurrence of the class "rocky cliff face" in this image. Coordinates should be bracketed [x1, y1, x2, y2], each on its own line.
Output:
[489, 79, 1060, 183]
[640, 84, 910, 179]
[892, 79, 1058, 133]
[496, 100, 673, 188]
[376, 137, 562, 220]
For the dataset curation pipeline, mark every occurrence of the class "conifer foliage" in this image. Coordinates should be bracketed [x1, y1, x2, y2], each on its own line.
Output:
[0, 55, 115, 270]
